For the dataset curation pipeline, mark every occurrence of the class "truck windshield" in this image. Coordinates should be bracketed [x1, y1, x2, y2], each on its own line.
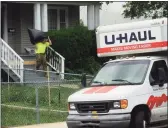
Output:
[91, 60, 150, 86]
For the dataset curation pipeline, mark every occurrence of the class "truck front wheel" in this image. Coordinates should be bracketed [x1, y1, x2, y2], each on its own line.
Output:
[131, 111, 147, 128]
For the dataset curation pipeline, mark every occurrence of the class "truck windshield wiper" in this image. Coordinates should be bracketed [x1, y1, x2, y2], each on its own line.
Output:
[92, 81, 102, 84]
[111, 79, 135, 85]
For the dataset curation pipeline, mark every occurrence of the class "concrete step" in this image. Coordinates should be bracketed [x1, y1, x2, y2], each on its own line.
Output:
[20, 54, 35, 60]
[20, 55, 60, 83]
[23, 67, 59, 83]
[24, 60, 36, 65]
[24, 64, 36, 69]
[24, 75, 58, 83]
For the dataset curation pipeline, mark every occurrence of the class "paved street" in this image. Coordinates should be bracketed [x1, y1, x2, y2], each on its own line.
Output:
[11, 122, 168, 128]
[11, 122, 67, 128]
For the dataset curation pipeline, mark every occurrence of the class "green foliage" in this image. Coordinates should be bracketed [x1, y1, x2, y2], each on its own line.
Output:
[48, 25, 109, 74]
[123, 1, 168, 19]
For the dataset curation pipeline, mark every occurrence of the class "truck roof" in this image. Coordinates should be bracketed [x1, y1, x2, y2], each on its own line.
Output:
[96, 18, 167, 33]
[106, 56, 167, 64]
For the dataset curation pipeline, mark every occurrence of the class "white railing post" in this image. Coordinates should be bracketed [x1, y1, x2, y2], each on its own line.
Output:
[61, 57, 65, 79]
[20, 61, 24, 83]
[2, 42, 4, 59]
[7, 46, 9, 64]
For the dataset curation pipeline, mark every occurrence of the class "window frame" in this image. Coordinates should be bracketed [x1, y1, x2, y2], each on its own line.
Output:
[48, 9, 58, 30]
[149, 60, 168, 86]
[48, 6, 68, 30]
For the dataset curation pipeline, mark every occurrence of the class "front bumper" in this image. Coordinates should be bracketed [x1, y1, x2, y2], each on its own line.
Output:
[66, 113, 131, 128]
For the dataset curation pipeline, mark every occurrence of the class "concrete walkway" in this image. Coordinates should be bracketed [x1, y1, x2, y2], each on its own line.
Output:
[11, 122, 67, 128]
[9, 122, 168, 128]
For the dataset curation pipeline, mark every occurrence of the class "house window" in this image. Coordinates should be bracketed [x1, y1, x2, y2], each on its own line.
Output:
[60, 9, 66, 29]
[48, 9, 57, 30]
[48, 7, 68, 30]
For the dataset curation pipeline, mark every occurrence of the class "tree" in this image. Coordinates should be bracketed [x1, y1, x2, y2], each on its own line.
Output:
[122, 1, 168, 19]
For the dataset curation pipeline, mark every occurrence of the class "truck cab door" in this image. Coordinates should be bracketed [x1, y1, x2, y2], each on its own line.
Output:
[148, 60, 168, 122]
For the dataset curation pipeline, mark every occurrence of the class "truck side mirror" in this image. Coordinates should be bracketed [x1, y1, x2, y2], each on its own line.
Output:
[158, 68, 166, 87]
[81, 73, 87, 88]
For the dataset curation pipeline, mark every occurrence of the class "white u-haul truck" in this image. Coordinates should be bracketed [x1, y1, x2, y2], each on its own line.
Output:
[66, 18, 168, 128]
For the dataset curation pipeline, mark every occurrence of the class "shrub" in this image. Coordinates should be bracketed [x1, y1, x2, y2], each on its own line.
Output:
[48, 25, 106, 74]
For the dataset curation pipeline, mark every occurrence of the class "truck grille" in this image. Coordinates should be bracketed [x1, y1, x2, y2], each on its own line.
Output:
[76, 102, 110, 113]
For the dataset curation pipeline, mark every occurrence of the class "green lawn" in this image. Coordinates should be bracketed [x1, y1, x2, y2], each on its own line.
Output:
[1, 106, 68, 127]
[1, 84, 81, 127]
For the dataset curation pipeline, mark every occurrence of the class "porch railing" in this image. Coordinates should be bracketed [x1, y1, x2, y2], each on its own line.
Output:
[1, 39, 24, 82]
[46, 46, 65, 79]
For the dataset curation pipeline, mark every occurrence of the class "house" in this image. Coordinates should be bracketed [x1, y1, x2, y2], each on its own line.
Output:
[1, 1, 100, 82]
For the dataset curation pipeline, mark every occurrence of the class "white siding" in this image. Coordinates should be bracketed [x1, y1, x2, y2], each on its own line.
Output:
[7, 3, 21, 53]
[20, 3, 34, 54]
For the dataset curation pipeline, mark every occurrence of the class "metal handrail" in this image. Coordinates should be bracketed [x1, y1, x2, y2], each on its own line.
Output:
[46, 46, 65, 79]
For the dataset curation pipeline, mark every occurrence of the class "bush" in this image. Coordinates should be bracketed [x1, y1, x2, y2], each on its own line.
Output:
[48, 25, 107, 74]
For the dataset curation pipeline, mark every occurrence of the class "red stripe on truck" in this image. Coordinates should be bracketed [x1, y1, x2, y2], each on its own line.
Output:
[83, 87, 102, 94]
[97, 41, 168, 53]
[83, 86, 117, 94]
[147, 94, 168, 110]
[95, 86, 117, 93]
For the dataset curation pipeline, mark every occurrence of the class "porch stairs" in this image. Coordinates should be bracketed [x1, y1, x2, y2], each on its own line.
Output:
[1, 39, 24, 82]
[1, 39, 65, 83]
[22, 55, 60, 83]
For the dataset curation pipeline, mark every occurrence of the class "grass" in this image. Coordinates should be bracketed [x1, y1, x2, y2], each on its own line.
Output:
[2, 84, 80, 110]
[1, 106, 68, 127]
[1, 84, 81, 127]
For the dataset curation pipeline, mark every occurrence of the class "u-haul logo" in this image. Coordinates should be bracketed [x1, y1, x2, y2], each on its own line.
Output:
[147, 94, 168, 110]
[104, 30, 156, 45]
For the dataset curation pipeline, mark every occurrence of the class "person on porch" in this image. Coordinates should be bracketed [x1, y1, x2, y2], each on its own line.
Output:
[35, 36, 52, 77]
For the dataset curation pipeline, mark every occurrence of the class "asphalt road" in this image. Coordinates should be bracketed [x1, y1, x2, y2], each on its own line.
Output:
[12, 122, 67, 128]
[12, 122, 168, 128]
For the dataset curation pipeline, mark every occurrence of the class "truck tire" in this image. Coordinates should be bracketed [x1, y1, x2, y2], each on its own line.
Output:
[132, 111, 147, 128]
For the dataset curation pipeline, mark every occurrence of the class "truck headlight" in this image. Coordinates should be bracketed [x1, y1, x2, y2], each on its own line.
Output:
[113, 101, 121, 108]
[113, 99, 128, 109]
[68, 103, 76, 110]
